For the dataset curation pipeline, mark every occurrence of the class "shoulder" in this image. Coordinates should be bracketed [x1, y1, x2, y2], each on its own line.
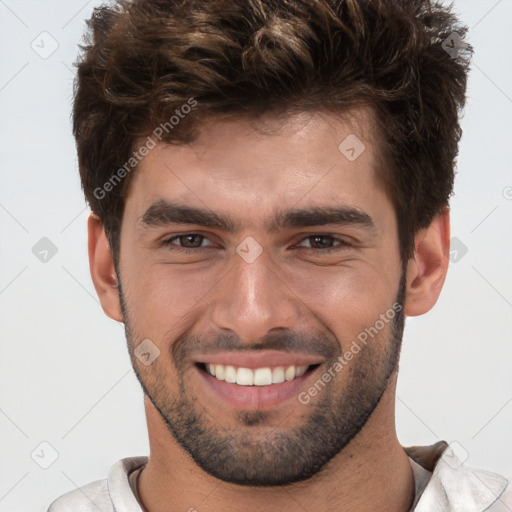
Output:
[409, 442, 510, 511]
[46, 456, 148, 512]
[46, 478, 111, 512]
[487, 480, 512, 511]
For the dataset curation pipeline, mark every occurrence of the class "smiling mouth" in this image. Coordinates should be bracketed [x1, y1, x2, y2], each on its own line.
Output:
[196, 362, 321, 387]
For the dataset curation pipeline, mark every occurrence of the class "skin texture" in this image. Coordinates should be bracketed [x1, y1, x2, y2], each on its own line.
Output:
[88, 108, 450, 512]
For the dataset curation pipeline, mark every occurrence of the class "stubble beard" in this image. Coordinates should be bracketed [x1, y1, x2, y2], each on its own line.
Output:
[118, 267, 406, 487]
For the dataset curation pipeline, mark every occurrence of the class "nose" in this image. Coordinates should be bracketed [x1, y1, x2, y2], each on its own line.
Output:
[209, 247, 301, 343]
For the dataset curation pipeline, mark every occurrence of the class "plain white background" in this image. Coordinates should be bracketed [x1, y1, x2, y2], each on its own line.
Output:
[0, 0, 511, 510]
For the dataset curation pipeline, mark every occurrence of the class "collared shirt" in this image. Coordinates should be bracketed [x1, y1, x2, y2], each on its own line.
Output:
[46, 441, 510, 511]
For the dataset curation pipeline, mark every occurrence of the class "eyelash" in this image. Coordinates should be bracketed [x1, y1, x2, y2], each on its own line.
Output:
[160, 234, 352, 253]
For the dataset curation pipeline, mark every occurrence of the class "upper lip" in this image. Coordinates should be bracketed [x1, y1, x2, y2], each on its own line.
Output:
[194, 350, 324, 369]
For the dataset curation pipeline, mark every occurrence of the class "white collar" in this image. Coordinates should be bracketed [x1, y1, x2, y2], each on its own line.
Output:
[106, 444, 509, 512]
[410, 443, 508, 511]
[108, 456, 147, 511]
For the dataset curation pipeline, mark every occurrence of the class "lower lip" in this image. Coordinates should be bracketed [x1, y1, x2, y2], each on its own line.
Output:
[195, 364, 319, 411]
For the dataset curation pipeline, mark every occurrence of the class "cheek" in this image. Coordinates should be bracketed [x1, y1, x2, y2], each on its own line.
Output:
[280, 263, 398, 333]
[122, 261, 222, 332]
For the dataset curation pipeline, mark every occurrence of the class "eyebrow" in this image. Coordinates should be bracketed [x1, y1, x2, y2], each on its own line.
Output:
[138, 199, 377, 235]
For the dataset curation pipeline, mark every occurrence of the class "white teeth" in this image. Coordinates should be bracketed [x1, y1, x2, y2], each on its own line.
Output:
[295, 365, 307, 377]
[284, 366, 296, 381]
[204, 363, 311, 386]
[225, 365, 237, 383]
[215, 364, 225, 380]
[272, 366, 285, 384]
[253, 368, 272, 386]
[236, 367, 253, 385]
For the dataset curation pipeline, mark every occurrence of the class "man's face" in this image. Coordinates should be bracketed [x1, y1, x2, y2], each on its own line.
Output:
[117, 108, 406, 486]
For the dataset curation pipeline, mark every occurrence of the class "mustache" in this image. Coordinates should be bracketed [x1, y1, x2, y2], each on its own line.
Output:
[173, 330, 339, 367]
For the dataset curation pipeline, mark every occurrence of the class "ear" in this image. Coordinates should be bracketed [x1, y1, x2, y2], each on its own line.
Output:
[404, 207, 450, 317]
[88, 213, 123, 322]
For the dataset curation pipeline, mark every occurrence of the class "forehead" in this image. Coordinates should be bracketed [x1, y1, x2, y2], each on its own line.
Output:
[124, 106, 387, 221]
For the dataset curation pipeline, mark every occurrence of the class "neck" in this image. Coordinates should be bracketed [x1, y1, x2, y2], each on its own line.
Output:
[138, 373, 414, 512]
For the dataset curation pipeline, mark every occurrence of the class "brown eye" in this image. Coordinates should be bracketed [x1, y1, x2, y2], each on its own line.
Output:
[162, 234, 213, 249]
[297, 235, 351, 251]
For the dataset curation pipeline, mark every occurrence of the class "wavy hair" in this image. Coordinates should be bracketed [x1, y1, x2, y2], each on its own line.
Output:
[73, 0, 473, 264]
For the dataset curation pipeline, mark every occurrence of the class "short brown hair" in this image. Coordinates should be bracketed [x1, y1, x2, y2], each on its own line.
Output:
[73, 0, 473, 265]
